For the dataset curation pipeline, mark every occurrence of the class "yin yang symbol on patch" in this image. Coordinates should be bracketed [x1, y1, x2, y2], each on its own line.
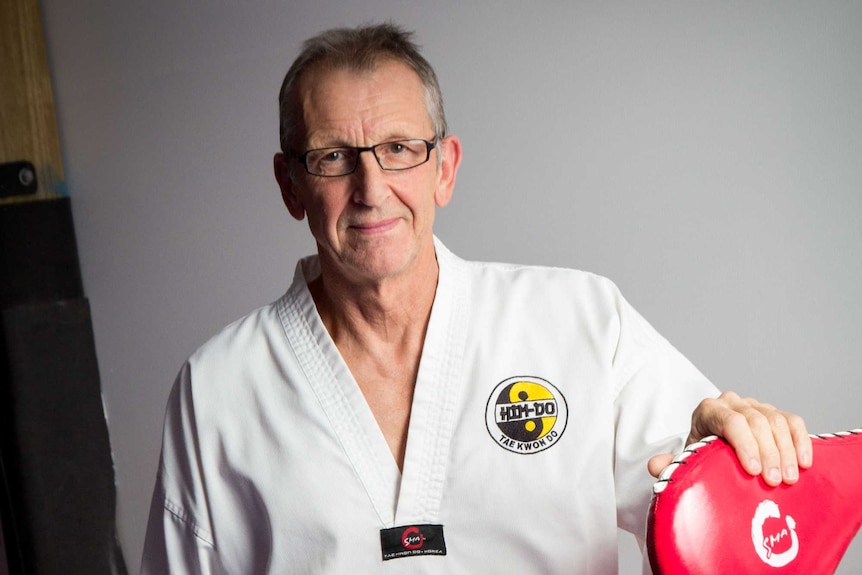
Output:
[485, 376, 568, 454]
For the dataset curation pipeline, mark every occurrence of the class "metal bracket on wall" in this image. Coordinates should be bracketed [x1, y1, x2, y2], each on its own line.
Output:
[0, 162, 38, 199]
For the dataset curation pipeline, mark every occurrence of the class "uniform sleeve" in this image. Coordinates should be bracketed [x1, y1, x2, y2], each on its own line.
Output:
[140, 364, 223, 575]
[609, 295, 719, 546]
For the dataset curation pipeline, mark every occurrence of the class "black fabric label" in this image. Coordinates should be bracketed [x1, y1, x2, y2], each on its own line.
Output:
[380, 524, 447, 561]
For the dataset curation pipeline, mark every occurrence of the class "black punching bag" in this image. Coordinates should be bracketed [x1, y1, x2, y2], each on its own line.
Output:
[0, 197, 127, 574]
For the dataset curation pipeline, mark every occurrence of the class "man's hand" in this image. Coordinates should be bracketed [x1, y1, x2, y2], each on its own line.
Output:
[648, 391, 813, 486]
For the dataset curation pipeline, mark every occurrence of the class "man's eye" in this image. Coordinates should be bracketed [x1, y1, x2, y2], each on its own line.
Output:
[386, 143, 406, 154]
[321, 150, 344, 163]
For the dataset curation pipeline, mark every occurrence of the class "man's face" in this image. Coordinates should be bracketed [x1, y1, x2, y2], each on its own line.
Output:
[275, 59, 460, 286]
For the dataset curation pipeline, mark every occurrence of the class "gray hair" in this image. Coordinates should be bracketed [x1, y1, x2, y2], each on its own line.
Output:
[278, 23, 447, 153]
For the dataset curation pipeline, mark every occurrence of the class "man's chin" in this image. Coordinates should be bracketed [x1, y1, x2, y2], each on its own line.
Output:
[342, 246, 423, 284]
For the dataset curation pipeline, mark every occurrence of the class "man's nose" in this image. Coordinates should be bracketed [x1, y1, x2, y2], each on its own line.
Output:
[350, 150, 389, 206]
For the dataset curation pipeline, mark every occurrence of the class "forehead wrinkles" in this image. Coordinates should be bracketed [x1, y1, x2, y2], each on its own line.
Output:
[296, 62, 433, 148]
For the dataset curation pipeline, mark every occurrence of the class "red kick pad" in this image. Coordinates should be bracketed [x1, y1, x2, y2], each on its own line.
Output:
[648, 429, 862, 574]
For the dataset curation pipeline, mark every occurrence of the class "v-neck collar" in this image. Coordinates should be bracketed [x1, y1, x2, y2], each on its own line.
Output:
[277, 238, 470, 527]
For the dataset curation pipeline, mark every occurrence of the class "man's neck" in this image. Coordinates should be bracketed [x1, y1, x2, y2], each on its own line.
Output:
[309, 242, 439, 360]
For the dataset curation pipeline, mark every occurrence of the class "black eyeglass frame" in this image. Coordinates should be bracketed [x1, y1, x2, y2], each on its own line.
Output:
[293, 138, 437, 177]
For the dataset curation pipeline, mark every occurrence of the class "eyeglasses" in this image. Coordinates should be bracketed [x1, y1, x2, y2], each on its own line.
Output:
[294, 138, 437, 177]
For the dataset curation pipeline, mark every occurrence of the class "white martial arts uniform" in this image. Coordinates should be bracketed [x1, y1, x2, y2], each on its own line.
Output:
[142, 239, 717, 574]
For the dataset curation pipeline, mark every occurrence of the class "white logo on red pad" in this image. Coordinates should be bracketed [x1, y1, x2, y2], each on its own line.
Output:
[751, 500, 799, 567]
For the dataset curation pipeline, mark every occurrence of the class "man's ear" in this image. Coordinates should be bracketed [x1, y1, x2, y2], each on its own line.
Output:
[274, 153, 306, 221]
[434, 135, 462, 208]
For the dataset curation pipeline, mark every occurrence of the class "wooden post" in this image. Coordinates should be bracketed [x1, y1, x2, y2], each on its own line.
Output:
[0, 0, 65, 203]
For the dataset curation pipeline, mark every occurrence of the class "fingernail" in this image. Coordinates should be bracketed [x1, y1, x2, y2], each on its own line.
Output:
[749, 458, 762, 474]
[800, 451, 812, 467]
[784, 465, 798, 481]
[767, 467, 781, 483]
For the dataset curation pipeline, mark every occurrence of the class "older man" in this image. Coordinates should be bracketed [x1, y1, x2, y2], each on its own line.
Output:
[142, 23, 810, 573]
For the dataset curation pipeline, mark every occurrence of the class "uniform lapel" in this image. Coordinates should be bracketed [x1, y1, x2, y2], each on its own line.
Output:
[278, 241, 470, 528]
[395, 239, 470, 524]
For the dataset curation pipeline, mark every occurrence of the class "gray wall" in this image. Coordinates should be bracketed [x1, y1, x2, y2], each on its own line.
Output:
[40, 1, 862, 571]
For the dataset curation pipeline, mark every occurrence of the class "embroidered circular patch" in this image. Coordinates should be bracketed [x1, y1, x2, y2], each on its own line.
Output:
[485, 376, 568, 454]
